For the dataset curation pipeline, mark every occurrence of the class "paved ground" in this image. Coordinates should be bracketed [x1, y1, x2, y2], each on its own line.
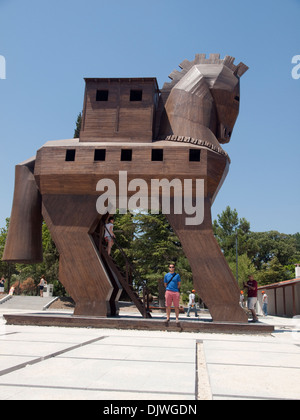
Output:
[0, 295, 55, 310]
[0, 297, 299, 401]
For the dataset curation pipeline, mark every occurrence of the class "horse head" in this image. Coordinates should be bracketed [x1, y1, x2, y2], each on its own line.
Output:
[158, 54, 248, 146]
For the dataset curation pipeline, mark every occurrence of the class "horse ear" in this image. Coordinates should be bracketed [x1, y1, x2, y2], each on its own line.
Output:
[234, 62, 249, 77]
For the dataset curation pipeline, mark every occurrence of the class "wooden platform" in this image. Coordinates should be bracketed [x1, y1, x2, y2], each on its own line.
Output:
[3, 313, 275, 335]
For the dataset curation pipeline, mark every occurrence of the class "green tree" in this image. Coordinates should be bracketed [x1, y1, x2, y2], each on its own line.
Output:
[228, 253, 256, 290]
[112, 212, 192, 303]
[247, 231, 298, 270]
[16, 222, 62, 295]
[73, 112, 82, 138]
[213, 208, 300, 288]
[0, 219, 62, 296]
[0, 218, 18, 292]
[256, 256, 289, 285]
[213, 206, 251, 259]
[293, 232, 300, 252]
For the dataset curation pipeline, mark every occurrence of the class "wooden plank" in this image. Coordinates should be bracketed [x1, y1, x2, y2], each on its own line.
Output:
[3, 313, 275, 335]
[3, 165, 43, 263]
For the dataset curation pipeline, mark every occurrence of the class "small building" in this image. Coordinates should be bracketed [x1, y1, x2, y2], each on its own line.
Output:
[258, 278, 300, 318]
[80, 77, 160, 143]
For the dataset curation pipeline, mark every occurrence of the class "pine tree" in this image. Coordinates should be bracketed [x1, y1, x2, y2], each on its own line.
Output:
[73, 112, 82, 138]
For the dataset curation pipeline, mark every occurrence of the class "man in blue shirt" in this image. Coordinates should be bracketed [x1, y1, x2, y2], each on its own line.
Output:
[164, 263, 181, 324]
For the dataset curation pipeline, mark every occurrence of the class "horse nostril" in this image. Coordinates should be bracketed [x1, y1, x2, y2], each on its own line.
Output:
[224, 127, 232, 138]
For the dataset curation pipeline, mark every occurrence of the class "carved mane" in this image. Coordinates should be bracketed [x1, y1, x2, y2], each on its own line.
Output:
[162, 53, 249, 93]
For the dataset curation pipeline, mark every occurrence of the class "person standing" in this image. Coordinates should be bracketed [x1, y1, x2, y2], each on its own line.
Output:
[38, 275, 47, 297]
[240, 291, 245, 308]
[104, 217, 115, 256]
[164, 263, 181, 324]
[243, 275, 258, 323]
[262, 291, 268, 316]
[0, 276, 5, 295]
[187, 289, 198, 318]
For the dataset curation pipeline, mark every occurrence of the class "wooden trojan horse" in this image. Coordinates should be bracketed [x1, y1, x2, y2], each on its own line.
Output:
[3, 54, 249, 322]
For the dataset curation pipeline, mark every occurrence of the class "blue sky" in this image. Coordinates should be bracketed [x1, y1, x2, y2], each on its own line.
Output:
[0, 0, 299, 234]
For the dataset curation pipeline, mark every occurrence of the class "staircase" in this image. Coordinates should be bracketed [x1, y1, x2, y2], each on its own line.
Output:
[101, 249, 151, 318]
[92, 220, 152, 319]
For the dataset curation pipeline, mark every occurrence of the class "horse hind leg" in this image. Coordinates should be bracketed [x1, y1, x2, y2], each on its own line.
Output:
[167, 202, 248, 323]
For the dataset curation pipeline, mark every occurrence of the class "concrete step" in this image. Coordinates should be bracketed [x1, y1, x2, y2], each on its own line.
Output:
[0, 295, 55, 310]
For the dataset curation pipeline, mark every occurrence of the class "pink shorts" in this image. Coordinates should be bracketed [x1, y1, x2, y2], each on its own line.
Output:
[165, 290, 180, 307]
